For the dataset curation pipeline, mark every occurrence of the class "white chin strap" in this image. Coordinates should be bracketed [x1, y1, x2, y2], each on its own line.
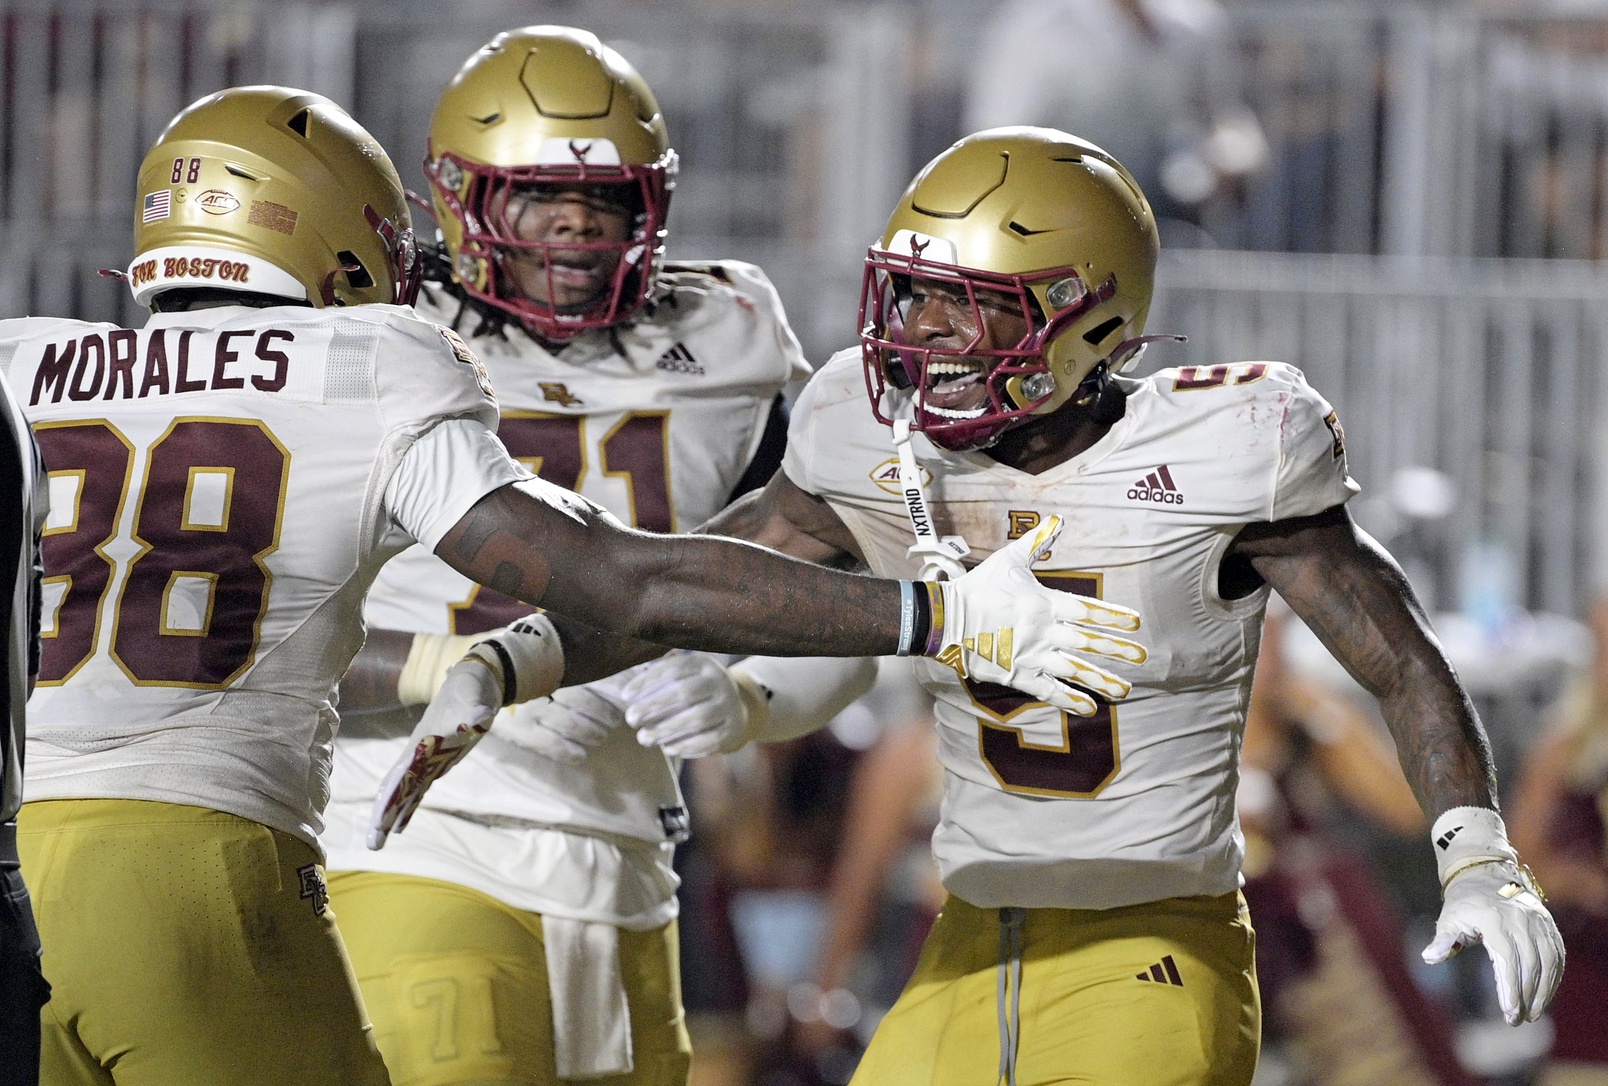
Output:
[892, 419, 970, 581]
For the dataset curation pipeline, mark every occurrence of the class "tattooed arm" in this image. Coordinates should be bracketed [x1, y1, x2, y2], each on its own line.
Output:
[548, 471, 870, 683]
[1232, 505, 1564, 1027]
[1227, 504, 1495, 816]
[341, 473, 866, 706]
[433, 479, 890, 666]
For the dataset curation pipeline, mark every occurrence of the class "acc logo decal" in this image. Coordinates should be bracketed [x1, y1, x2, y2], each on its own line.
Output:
[196, 189, 241, 215]
[1323, 410, 1346, 460]
[870, 456, 931, 495]
[540, 382, 584, 408]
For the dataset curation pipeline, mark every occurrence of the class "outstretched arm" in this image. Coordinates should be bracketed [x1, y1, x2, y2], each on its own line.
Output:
[1231, 504, 1562, 1025]
[1231, 505, 1494, 815]
[434, 481, 893, 660]
[340, 474, 869, 711]
[539, 471, 867, 684]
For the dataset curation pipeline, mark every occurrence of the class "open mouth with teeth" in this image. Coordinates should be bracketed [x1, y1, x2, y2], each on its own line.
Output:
[920, 357, 991, 420]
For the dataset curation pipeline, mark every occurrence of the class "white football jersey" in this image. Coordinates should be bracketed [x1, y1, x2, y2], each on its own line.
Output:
[0, 304, 528, 847]
[784, 350, 1359, 910]
[323, 261, 808, 925]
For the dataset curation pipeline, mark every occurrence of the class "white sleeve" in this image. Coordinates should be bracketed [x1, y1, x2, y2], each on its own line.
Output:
[780, 363, 830, 497]
[1270, 369, 1361, 521]
[731, 654, 881, 743]
[384, 419, 531, 550]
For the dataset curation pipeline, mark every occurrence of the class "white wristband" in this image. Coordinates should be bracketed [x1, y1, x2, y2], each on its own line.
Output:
[397, 632, 494, 706]
[463, 612, 565, 706]
[1430, 806, 1519, 889]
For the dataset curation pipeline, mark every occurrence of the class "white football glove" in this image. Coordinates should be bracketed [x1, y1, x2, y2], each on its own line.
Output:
[367, 657, 499, 850]
[494, 682, 627, 765]
[366, 616, 565, 850]
[929, 516, 1146, 716]
[1421, 806, 1565, 1025]
[618, 652, 764, 758]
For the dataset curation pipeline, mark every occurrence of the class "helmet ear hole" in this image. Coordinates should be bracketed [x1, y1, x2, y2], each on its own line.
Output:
[336, 251, 374, 290]
[1083, 316, 1124, 346]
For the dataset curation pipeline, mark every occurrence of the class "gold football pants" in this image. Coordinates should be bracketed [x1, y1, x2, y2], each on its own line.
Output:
[851, 892, 1261, 1086]
[18, 798, 388, 1086]
[329, 869, 692, 1086]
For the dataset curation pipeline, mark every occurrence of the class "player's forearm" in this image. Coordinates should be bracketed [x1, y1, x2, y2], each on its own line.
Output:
[545, 529, 905, 658]
[1327, 553, 1497, 816]
[337, 628, 412, 713]
[437, 485, 910, 660]
[1371, 654, 1498, 816]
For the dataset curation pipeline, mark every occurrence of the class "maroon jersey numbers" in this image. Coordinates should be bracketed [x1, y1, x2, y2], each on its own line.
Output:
[967, 572, 1120, 798]
[36, 418, 288, 687]
[449, 411, 672, 634]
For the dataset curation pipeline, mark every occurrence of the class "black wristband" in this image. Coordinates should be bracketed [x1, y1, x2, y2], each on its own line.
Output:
[483, 638, 519, 706]
[905, 580, 933, 656]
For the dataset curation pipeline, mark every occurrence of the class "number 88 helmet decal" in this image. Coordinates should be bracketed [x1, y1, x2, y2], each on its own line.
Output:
[426, 26, 678, 341]
[129, 86, 420, 309]
[861, 127, 1160, 451]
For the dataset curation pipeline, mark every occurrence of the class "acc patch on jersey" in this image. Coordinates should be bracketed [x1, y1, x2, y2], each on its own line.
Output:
[437, 325, 495, 399]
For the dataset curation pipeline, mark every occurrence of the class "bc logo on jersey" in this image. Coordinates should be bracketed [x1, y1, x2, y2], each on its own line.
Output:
[539, 382, 585, 408]
[1006, 511, 1041, 539]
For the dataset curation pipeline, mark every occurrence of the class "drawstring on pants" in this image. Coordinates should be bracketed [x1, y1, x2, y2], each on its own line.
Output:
[996, 906, 1025, 1086]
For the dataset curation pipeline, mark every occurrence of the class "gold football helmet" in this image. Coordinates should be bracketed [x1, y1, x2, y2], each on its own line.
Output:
[861, 127, 1159, 450]
[426, 25, 678, 339]
[128, 85, 419, 309]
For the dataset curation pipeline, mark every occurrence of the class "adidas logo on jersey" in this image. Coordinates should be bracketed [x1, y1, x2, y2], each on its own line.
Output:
[655, 342, 704, 376]
[1127, 465, 1184, 505]
[1135, 955, 1184, 986]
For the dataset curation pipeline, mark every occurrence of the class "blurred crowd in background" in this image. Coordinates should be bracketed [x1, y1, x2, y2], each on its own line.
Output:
[4, 1, 1608, 1084]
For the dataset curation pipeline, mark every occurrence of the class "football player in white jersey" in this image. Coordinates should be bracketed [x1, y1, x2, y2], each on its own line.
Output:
[1, 86, 1153, 1086]
[451, 127, 1566, 1086]
[318, 27, 815, 1086]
